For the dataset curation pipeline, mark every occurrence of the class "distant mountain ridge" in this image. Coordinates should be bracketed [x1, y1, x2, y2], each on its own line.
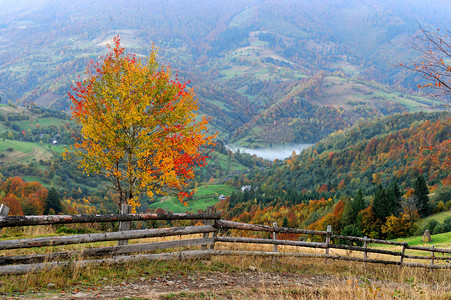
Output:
[0, 0, 448, 145]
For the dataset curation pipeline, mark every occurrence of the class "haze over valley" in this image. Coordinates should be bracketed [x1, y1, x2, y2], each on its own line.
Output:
[0, 0, 449, 148]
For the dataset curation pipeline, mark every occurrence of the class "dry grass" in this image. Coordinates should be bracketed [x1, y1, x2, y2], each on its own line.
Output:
[0, 225, 449, 299]
[2, 254, 449, 299]
[1, 238, 449, 299]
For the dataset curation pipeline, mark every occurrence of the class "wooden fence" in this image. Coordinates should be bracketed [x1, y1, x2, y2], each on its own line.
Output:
[0, 210, 449, 275]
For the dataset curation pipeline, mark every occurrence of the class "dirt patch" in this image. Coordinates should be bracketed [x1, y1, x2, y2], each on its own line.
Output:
[0, 146, 52, 163]
[18, 269, 449, 299]
[20, 271, 338, 299]
[0, 106, 27, 114]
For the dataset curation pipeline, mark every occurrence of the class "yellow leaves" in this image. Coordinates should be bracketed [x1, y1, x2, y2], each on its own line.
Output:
[127, 196, 141, 214]
[67, 37, 214, 210]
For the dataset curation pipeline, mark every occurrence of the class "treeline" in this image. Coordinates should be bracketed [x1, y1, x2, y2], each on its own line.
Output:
[217, 175, 451, 240]
[0, 177, 99, 216]
[0, 155, 115, 212]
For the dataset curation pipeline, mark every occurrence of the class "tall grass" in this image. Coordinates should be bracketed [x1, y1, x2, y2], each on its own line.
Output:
[1, 240, 449, 299]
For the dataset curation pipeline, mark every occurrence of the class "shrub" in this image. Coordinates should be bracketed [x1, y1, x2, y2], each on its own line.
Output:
[432, 224, 443, 235]
[443, 217, 451, 232]
[424, 219, 439, 233]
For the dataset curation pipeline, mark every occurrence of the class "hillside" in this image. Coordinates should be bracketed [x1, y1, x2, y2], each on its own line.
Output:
[215, 111, 450, 243]
[219, 111, 450, 220]
[243, 111, 449, 197]
[0, 0, 448, 146]
[0, 104, 270, 213]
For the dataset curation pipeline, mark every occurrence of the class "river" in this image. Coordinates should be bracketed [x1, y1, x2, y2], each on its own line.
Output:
[226, 144, 313, 161]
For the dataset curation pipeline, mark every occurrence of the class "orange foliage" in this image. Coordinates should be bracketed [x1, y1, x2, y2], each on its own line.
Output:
[307, 200, 345, 231]
[381, 214, 415, 239]
[1, 196, 23, 216]
[359, 206, 383, 239]
[0, 177, 47, 216]
[225, 198, 336, 231]
[66, 37, 214, 211]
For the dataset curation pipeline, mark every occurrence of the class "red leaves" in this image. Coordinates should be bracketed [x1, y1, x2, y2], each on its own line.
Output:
[67, 36, 215, 209]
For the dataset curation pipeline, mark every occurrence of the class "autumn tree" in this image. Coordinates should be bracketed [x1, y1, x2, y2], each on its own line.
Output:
[402, 26, 451, 103]
[66, 37, 214, 212]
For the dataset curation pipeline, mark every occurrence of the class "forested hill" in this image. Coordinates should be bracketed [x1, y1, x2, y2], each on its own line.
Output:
[0, 0, 448, 147]
[239, 111, 450, 205]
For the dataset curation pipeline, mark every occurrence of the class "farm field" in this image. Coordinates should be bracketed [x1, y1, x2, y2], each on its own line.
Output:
[0, 140, 53, 163]
[148, 184, 236, 213]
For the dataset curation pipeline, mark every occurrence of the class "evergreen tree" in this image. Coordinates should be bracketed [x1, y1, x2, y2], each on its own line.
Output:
[388, 181, 401, 215]
[282, 216, 289, 228]
[353, 188, 365, 214]
[414, 175, 430, 217]
[340, 189, 367, 231]
[373, 185, 390, 222]
[44, 187, 62, 215]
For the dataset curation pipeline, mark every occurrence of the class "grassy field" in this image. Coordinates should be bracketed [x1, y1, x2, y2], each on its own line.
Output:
[0, 139, 35, 153]
[317, 76, 440, 113]
[419, 210, 451, 226]
[390, 231, 451, 248]
[148, 184, 236, 213]
[0, 140, 53, 163]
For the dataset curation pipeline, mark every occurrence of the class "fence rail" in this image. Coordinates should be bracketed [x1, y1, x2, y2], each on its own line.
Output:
[0, 212, 221, 227]
[0, 209, 449, 275]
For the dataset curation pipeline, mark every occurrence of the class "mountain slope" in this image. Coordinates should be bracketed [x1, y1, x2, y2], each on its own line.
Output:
[245, 111, 450, 198]
[0, 0, 448, 145]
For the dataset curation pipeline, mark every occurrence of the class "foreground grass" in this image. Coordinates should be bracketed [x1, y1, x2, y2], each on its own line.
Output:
[1, 223, 449, 299]
[1, 254, 449, 299]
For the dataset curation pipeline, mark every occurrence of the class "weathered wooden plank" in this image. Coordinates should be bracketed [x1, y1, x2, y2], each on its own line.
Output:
[215, 236, 327, 248]
[216, 237, 405, 256]
[331, 234, 407, 246]
[0, 225, 216, 250]
[215, 220, 327, 236]
[406, 245, 451, 254]
[0, 238, 215, 265]
[328, 244, 403, 257]
[402, 262, 451, 269]
[0, 213, 221, 228]
[212, 250, 451, 269]
[403, 254, 450, 261]
[0, 250, 214, 276]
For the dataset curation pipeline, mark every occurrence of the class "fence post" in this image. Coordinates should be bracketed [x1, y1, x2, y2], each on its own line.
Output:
[118, 204, 131, 246]
[430, 245, 435, 266]
[273, 222, 278, 264]
[209, 208, 219, 251]
[202, 206, 214, 250]
[363, 236, 368, 259]
[325, 225, 332, 257]
[0, 204, 9, 217]
[400, 243, 407, 265]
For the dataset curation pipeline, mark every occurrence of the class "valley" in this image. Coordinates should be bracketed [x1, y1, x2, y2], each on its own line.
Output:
[0, 2, 450, 298]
